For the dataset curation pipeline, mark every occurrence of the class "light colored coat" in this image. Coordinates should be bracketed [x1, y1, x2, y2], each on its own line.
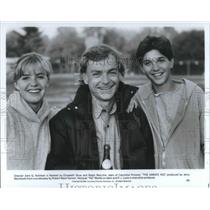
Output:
[133, 79, 204, 169]
[7, 91, 57, 170]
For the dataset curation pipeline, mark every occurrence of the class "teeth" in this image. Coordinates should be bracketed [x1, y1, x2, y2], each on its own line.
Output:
[100, 87, 112, 90]
[28, 90, 40, 93]
[153, 73, 162, 76]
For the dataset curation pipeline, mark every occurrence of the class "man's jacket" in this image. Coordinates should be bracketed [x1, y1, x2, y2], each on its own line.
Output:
[46, 82, 154, 170]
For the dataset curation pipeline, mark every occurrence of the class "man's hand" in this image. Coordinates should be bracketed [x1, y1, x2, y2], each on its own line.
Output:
[127, 98, 138, 113]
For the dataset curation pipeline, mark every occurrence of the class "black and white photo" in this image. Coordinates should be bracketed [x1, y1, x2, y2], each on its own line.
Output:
[1, 22, 209, 187]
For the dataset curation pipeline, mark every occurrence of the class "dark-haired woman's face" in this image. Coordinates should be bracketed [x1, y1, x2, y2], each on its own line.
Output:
[142, 49, 174, 89]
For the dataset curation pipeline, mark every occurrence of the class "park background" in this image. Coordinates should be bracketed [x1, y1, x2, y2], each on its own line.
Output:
[6, 26, 204, 109]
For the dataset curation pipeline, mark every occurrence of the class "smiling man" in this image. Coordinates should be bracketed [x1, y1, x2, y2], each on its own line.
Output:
[46, 44, 155, 170]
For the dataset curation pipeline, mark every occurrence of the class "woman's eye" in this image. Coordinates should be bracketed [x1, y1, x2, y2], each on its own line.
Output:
[158, 57, 166, 63]
[143, 60, 152, 66]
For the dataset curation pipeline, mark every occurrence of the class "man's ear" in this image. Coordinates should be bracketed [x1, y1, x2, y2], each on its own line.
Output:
[82, 73, 88, 84]
[119, 73, 124, 82]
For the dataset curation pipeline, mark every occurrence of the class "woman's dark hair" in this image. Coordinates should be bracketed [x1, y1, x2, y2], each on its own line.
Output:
[136, 36, 174, 65]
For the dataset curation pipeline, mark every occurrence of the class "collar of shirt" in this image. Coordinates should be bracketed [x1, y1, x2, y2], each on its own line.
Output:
[92, 97, 117, 120]
[154, 84, 183, 97]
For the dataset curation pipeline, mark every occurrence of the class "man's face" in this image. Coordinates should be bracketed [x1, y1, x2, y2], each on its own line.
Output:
[83, 54, 120, 102]
[142, 49, 174, 88]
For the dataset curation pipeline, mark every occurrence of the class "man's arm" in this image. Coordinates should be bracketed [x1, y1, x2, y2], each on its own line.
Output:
[45, 113, 75, 170]
[134, 106, 155, 169]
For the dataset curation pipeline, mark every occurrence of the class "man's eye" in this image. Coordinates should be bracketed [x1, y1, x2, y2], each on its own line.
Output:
[21, 76, 29, 80]
[109, 70, 117, 75]
[37, 75, 45, 79]
[92, 72, 101, 77]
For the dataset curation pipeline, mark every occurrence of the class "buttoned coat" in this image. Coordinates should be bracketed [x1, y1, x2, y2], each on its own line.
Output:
[46, 82, 154, 170]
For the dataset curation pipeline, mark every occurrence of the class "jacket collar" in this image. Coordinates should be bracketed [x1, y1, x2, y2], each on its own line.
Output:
[68, 81, 137, 117]
[92, 96, 117, 119]
[139, 79, 197, 101]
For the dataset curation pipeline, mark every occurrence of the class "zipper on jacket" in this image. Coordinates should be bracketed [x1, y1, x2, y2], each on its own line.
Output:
[161, 146, 166, 169]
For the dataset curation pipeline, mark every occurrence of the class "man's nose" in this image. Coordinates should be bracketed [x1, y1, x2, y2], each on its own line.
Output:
[101, 73, 109, 84]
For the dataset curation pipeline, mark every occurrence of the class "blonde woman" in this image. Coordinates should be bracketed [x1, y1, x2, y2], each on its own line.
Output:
[7, 52, 57, 170]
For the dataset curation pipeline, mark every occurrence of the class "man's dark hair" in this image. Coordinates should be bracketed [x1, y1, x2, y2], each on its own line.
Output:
[136, 36, 174, 65]
[80, 44, 125, 76]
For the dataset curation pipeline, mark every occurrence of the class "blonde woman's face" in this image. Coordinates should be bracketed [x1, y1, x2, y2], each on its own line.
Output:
[15, 64, 49, 111]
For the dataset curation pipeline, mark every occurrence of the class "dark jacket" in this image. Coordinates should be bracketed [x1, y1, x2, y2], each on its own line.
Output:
[46, 82, 154, 170]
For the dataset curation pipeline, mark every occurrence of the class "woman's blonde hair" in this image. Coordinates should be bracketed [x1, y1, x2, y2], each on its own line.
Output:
[14, 52, 52, 81]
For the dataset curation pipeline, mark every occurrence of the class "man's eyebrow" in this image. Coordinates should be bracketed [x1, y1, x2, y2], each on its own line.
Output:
[143, 58, 151, 62]
[90, 69, 102, 73]
[36, 72, 45, 75]
[108, 68, 118, 71]
[90, 68, 118, 73]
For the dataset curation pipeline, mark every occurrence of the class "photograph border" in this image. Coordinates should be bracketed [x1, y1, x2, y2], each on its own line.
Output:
[1, 21, 209, 188]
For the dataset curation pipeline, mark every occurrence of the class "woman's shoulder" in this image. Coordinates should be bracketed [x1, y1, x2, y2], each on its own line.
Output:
[135, 82, 153, 100]
[173, 78, 203, 96]
[182, 79, 204, 96]
[7, 103, 19, 119]
[49, 106, 61, 119]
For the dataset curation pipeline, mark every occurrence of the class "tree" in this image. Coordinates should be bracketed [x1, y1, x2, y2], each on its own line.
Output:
[6, 31, 22, 57]
[103, 28, 127, 52]
[46, 27, 85, 73]
[173, 30, 204, 60]
[172, 30, 204, 75]
[6, 27, 48, 57]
